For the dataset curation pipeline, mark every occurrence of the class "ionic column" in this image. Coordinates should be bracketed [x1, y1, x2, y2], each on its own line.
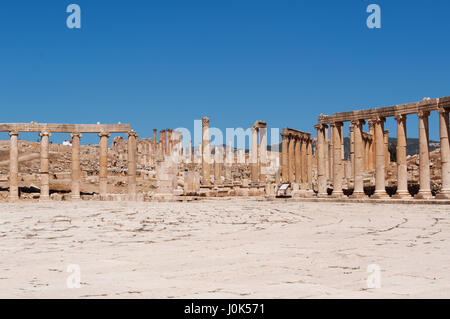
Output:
[259, 127, 267, 183]
[38, 132, 51, 202]
[153, 129, 157, 153]
[351, 120, 366, 198]
[415, 111, 433, 199]
[324, 126, 330, 179]
[288, 134, 295, 184]
[294, 137, 301, 184]
[201, 117, 211, 185]
[251, 126, 259, 184]
[384, 130, 390, 169]
[9, 131, 19, 202]
[166, 129, 172, 155]
[214, 146, 222, 185]
[349, 123, 355, 176]
[328, 126, 334, 180]
[368, 120, 376, 170]
[372, 117, 389, 198]
[127, 130, 138, 201]
[281, 132, 289, 183]
[391, 115, 410, 198]
[161, 130, 166, 156]
[301, 136, 307, 189]
[99, 132, 110, 198]
[71, 133, 82, 200]
[332, 122, 344, 197]
[316, 125, 328, 197]
[306, 137, 313, 190]
[437, 107, 450, 199]
[225, 139, 233, 184]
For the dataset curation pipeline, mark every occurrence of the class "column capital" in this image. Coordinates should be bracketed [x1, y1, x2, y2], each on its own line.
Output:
[417, 110, 430, 118]
[351, 119, 366, 126]
[71, 132, 82, 138]
[372, 116, 386, 124]
[395, 114, 407, 122]
[98, 132, 111, 138]
[39, 131, 51, 137]
[437, 106, 449, 115]
[127, 130, 138, 138]
[202, 117, 210, 126]
[330, 121, 343, 128]
[9, 131, 19, 137]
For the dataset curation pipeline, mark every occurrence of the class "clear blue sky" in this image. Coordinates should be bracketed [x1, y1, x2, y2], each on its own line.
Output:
[1, 0, 449, 145]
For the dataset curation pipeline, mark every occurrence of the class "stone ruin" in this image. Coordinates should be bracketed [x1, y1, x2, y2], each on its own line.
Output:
[0, 95, 449, 203]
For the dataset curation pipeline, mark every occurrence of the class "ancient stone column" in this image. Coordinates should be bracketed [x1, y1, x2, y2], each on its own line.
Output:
[9, 131, 19, 202]
[288, 134, 295, 184]
[281, 132, 289, 183]
[363, 137, 369, 171]
[368, 120, 376, 170]
[71, 133, 82, 200]
[384, 130, 390, 169]
[372, 117, 389, 198]
[259, 127, 267, 183]
[415, 111, 432, 199]
[38, 132, 51, 202]
[317, 125, 328, 197]
[166, 129, 172, 155]
[393, 115, 410, 198]
[127, 130, 138, 201]
[201, 117, 211, 185]
[306, 138, 313, 190]
[251, 126, 259, 184]
[225, 139, 233, 184]
[99, 132, 110, 198]
[324, 126, 330, 179]
[328, 126, 334, 180]
[301, 136, 308, 189]
[351, 120, 366, 198]
[161, 130, 166, 156]
[437, 107, 450, 199]
[153, 129, 157, 153]
[294, 137, 301, 184]
[188, 139, 193, 163]
[349, 123, 355, 176]
[332, 122, 344, 197]
[214, 146, 222, 185]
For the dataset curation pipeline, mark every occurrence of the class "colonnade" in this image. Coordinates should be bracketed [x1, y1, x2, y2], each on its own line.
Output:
[280, 128, 313, 192]
[316, 97, 450, 199]
[2, 123, 137, 202]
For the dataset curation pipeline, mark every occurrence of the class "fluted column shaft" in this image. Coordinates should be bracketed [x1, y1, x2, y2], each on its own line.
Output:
[368, 121, 376, 170]
[373, 118, 389, 198]
[301, 137, 307, 188]
[99, 132, 110, 198]
[393, 115, 409, 198]
[9, 132, 19, 201]
[349, 123, 355, 176]
[415, 111, 432, 198]
[39, 132, 51, 201]
[437, 108, 450, 198]
[71, 133, 81, 200]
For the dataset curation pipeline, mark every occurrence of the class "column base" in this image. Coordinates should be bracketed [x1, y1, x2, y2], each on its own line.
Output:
[8, 197, 19, 203]
[331, 191, 345, 198]
[39, 195, 51, 202]
[392, 192, 411, 199]
[436, 191, 450, 199]
[71, 195, 81, 201]
[371, 191, 390, 199]
[317, 191, 329, 198]
[350, 192, 367, 199]
[414, 191, 433, 199]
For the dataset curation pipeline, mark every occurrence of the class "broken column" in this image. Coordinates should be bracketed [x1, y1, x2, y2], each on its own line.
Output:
[71, 132, 81, 200]
[9, 131, 19, 202]
[39, 131, 51, 202]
